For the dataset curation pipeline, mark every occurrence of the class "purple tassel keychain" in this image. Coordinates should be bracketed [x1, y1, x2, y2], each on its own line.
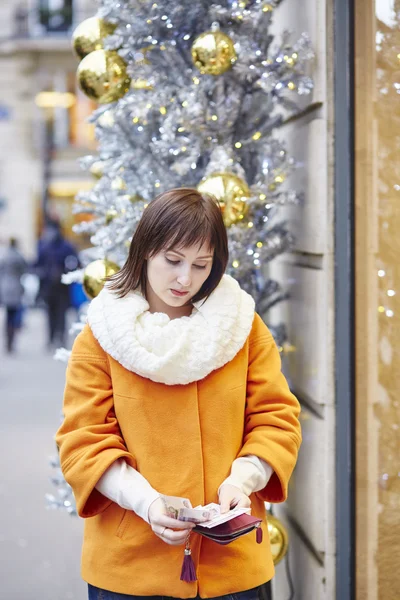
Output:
[256, 524, 263, 544]
[180, 535, 197, 582]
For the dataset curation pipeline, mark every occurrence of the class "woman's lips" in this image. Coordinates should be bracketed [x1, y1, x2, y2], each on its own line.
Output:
[170, 289, 189, 297]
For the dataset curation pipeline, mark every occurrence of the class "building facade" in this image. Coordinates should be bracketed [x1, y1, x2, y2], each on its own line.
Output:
[0, 0, 95, 258]
[269, 0, 337, 596]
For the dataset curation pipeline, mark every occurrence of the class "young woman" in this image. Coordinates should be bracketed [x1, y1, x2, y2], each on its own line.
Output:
[56, 188, 301, 600]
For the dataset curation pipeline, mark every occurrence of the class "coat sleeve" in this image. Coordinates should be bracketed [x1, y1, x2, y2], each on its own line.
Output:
[55, 325, 136, 518]
[237, 314, 302, 503]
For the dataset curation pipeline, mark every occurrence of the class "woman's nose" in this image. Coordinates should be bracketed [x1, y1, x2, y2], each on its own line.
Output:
[176, 273, 191, 287]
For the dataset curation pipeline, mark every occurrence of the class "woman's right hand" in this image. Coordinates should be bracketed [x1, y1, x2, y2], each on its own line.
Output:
[148, 497, 196, 546]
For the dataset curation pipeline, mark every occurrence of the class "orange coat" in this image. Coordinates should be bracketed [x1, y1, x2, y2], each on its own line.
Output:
[56, 313, 301, 598]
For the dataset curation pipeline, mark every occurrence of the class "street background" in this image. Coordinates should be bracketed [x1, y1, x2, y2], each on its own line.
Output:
[0, 307, 86, 600]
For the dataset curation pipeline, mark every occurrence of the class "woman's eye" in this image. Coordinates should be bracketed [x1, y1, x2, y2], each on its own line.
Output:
[165, 257, 207, 269]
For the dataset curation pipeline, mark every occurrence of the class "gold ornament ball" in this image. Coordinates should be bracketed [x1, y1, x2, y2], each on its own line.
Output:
[128, 194, 144, 203]
[72, 17, 117, 60]
[262, 3, 274, 12]
[119, 193, 143, 204]
[191, 31, 237, 76]
[267, 513, 289, 565]
[131, 78, 154, 91]
[105, 208, 118, 224]
[83, 259, 120, 299]
[111, 176, 127, 191]
[198, 172, 250, 227]
[90, 160, 105, 179]
[77, 49, 131, 104]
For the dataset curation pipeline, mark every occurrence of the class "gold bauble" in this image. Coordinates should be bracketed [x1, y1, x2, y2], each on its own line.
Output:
[281, 342, 296, 354]
[89, 160, 105, 179]
[83, 259, 120, 299]
[72, 17, 117, 60]
[128, 194, 144, 203]
[197, 172, 250, 227]
[119, 193, 143, 204]
[262, 3, 274, 12]
[131, 78, 154, 90]
[267, 513, 289, 565]
[111, 176, 127, 191]
[105, 208, 118, 224]
[77, 50, 131, 104]
[191, 31, 237, 76]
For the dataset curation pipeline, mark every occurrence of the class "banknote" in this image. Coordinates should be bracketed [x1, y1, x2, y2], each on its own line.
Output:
[161, 495, 192, 519]
[177, 507, 215, 523]
[161, 497, 250, 526]
[177, 503, 250, 527]
[193, 503, 251, 529]
[200, 508, 251, 529]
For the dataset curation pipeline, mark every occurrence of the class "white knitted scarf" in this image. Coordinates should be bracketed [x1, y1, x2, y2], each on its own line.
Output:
[87, 274, 255, 386]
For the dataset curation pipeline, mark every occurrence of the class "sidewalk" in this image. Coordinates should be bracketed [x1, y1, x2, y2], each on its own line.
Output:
[0, 307, 86, 600]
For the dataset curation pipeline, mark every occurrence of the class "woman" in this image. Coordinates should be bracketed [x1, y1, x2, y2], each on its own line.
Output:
[56, 188, 301, 600]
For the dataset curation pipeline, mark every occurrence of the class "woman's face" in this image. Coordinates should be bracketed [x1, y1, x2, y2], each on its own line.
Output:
[146, 242, 214, 312]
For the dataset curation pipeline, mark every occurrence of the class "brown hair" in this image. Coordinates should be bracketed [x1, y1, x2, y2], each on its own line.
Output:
[107, 188, 229, 304]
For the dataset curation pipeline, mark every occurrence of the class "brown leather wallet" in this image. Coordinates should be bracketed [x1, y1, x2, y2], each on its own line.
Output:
[193, 513, 263, 545]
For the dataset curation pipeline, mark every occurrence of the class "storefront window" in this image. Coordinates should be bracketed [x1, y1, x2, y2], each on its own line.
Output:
[375, 1, 400, 596]
[356, 1, 400, 598]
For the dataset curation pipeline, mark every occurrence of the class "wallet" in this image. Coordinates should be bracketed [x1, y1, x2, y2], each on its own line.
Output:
[193, 513, 263, 545]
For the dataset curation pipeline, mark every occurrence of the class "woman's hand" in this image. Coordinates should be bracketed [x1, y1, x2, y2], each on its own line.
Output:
[148, 497, 196, 546]
[218, 483, 251, 514]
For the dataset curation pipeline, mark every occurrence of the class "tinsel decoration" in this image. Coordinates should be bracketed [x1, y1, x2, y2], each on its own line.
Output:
[45, 451, 77, 516]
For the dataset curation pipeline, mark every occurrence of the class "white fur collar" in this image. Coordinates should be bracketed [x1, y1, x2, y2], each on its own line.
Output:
[87, 274, 255, 386]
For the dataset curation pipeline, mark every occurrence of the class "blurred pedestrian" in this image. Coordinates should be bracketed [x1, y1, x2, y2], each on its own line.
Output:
[0, 237, 28, 353]
[35, 221, 79, 348]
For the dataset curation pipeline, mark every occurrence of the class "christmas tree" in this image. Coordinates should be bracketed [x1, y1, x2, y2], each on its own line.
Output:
[47, 0, 313, 566]
[67, 0, 313, 338]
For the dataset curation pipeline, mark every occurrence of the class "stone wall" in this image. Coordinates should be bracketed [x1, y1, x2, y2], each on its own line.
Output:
[268, 0, 336, 597]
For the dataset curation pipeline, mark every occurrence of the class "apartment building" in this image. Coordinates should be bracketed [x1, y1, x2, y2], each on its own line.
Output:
[0, 0, 96, 256]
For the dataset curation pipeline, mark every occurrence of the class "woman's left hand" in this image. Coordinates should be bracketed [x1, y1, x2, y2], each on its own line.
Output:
[218, 483, 251, 514]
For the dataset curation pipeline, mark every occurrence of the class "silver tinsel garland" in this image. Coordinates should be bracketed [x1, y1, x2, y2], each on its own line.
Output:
[47, 0, 313, 513]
